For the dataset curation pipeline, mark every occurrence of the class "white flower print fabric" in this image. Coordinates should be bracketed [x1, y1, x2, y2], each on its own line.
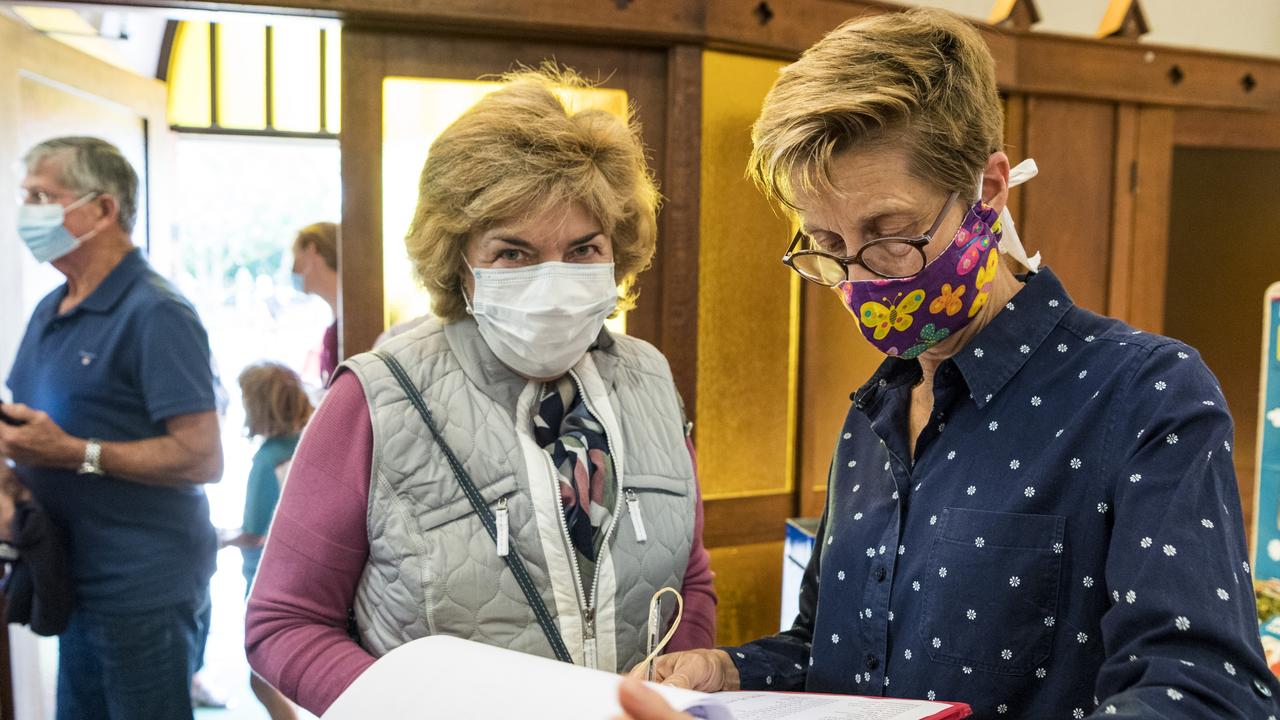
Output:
[720, 270, 1279, 719]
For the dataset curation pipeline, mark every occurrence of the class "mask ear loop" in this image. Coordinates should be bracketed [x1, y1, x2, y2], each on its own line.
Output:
[65, 192, 103, 245]
[460, 254, 477, 315]
[996, 159, 1041, 272]
[640, 587, 684, 681]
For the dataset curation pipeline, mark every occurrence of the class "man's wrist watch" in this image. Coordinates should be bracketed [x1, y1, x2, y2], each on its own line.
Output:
[78, 439, 105, 476]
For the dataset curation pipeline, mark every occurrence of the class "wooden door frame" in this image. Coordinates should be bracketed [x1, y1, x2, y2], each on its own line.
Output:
[1107, 104, 1174, 333]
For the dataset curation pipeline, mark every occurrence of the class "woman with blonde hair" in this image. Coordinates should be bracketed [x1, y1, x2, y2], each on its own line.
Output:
[246, 67, 716, 716]
[222, 361, 311, 720]
[620, 7, 1277, 720]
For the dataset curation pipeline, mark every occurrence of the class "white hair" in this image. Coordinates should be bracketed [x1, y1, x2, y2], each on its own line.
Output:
[24, 136, 139, 233]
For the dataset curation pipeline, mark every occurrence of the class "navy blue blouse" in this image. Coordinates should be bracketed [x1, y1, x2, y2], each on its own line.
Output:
[726, 269, 1280, 719]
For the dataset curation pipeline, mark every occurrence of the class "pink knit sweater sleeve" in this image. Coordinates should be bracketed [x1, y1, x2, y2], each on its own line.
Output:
[244, 371, 376, 716]
[666, 438, 718, 652]
[245, 371, 718, 715]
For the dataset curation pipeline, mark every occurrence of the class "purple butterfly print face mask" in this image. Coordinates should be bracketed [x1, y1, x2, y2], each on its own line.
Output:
[836, 201, 1004, 359]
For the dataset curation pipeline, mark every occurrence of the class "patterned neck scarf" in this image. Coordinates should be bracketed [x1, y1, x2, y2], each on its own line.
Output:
[534, 376, 616, 563]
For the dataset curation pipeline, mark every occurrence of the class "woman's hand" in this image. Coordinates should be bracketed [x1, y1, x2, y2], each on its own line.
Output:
[627, 649, 740, 691]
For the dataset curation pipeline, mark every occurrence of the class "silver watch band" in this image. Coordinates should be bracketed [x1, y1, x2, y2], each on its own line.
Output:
[78, 438, 104, 476]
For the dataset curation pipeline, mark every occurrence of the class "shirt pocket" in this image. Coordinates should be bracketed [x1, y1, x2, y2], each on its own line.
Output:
[920, 507, 1065, 675]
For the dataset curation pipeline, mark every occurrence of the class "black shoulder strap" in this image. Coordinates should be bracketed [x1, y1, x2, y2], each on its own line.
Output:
[372, 350, 573, 663]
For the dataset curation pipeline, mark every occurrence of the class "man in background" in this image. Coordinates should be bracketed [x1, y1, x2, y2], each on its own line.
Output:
[2, 136, 222, 720]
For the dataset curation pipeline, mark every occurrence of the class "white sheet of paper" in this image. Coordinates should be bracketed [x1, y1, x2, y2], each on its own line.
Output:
[322, 635, 707, 720]
[689, 692, 956, 720]
[323, 636, 961, 720]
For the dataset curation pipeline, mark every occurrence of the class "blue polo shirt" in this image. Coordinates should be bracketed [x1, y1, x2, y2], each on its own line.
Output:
[7, 249, 218, 614]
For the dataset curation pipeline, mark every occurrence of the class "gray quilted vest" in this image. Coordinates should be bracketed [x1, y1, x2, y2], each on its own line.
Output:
[342, 317, 695, 673]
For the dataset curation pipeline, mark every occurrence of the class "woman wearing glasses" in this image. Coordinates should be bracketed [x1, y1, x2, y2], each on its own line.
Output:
[245, 67, 716, 716]
[621, 8, 1278, 720]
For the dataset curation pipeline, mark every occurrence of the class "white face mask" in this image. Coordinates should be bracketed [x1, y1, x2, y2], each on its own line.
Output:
[466, 260, 619, 379]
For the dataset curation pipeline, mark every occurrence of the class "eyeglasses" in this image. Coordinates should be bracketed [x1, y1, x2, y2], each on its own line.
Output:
[781, 191, 960, 285]
[17, 189, 85, 206]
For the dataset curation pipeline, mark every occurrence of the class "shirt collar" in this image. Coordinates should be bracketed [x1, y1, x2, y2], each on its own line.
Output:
[951, 268, 1072, 409]
[75, 248, 148, 315]
[852, 268, 1073, 412]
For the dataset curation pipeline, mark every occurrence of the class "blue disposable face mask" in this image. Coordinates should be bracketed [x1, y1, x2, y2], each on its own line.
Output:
[17, 193, 99, 264]
[290, 272, 307, 293]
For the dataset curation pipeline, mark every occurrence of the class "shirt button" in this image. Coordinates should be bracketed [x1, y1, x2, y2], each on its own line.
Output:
[865, 655, 879, 671]
[875, 567, 887, 582]
[1254, 678, 1274, 698]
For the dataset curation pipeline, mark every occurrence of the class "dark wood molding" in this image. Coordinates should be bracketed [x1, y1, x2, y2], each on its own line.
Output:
[1174, 107, 1280, 150]
[155, 18, 178, 80]
[1012, 33, 1279, 112]
[656, 43, 703, 419]
[1125, 106, 1174, 334]
[1107, 103, 1139, 324]
[704, 492, 794, 547]
[61, 0, 1280, 114]
[337, 28, 386, 360]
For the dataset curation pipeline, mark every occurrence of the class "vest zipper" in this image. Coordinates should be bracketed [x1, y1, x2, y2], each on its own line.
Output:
[495, 497, 510, 557]
[625, 488, 647, 543]
[554, 370, 628, 670]
[542, 450, 592, 663]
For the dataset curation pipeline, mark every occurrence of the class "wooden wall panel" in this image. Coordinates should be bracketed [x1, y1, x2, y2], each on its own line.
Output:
[1019, 97, 1117, 315]
[709, 541, 786, 646]
[1164, 147, 1280, 535]
[1127, 107, 1175, 334]
[796, 283, 883, 518]
[1002, 94, 1028, 229]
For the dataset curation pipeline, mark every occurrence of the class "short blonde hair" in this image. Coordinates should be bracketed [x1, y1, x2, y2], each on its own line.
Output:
[406, 66, 660, 321]
[293, 222, 338, 271]
[238, 362, 313, 439]
[750, 8, 1003, 209]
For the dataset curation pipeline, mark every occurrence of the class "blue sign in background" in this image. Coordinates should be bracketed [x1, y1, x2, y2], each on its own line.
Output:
[1253, 285, 1280, 580]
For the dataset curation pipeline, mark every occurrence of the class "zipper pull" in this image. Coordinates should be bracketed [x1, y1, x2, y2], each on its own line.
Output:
[496, 497, 509, 557]
[625, 489, 647, 543]
[584, 606, 598, 669]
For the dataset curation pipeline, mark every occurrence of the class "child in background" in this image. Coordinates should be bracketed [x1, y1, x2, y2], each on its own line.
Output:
[221, 361, 311, 720]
